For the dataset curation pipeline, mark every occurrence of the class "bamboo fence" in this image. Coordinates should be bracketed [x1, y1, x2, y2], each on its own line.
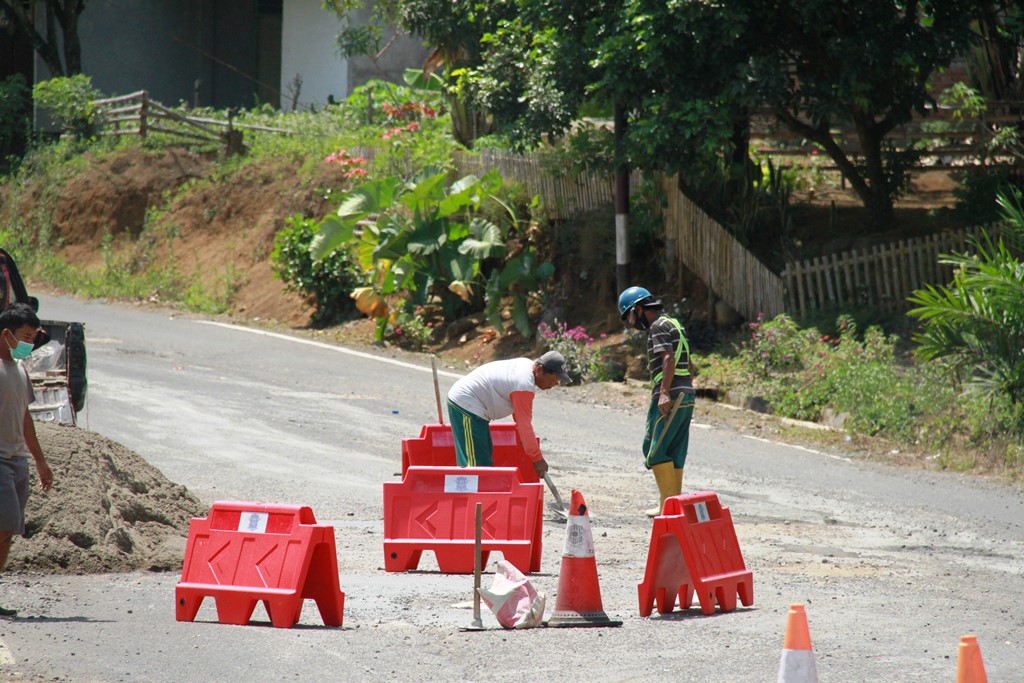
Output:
[658, 175, 786, 320]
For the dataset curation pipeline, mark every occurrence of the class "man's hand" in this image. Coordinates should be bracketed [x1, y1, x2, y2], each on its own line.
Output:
[658, 391, 673, 417]
[533, 457, 549, 478]
[35, 458, 53, 493]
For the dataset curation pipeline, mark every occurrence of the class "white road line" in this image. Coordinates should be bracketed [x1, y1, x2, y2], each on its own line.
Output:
[741, 433, 848, 460]
[0, 636, 15, 666]
[196, 321, 464, 379]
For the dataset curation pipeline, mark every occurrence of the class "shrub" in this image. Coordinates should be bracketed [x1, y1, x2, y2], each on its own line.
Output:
[33, 75, 103, 138]
[390, 308, 435, 351]
[271, 214, 361, 327]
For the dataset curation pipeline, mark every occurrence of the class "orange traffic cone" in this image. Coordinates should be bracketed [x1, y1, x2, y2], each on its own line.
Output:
[956, 635, 988, 683]
[776, 604, 818, 683]
[545, 490, 622, 628]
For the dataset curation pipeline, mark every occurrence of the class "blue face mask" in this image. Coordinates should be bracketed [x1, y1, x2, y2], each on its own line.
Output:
[5, 334, 33, 361]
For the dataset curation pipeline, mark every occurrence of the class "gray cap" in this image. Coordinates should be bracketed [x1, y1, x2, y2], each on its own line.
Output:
[537, 350, 573, 385]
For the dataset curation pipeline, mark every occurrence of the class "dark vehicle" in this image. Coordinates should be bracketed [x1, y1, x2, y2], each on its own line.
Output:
[0, 248, 87, 426]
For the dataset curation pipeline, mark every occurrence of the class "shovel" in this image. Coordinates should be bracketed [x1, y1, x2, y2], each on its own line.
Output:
[543, 472, 570, 517]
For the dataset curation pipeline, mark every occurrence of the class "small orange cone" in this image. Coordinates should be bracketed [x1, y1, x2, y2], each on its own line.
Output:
[776, 604, 818, 683]
[545, 490, 622, 628]
[956, 635, 988, 683]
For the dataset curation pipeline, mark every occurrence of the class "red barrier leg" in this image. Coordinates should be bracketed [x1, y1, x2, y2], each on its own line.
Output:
[175, 589, 204, 622]
[266, 596, 302, 628]
[214, 595, 258, 625]
[384, 545, 422, 572]
[305, 541, 345, 627]
[715, 583, 738, 612]
[738, 577, 754, 607]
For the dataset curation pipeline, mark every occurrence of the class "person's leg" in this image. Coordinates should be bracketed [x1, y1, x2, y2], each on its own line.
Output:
[447, 400, 494, 467]
[645, 395, 695, 516]
[0, 456, 28, 617]
[0, 531, 11, 572]
[667, 396, 696, 494]
[643, 396, 677, 516]
[0, 532, 13, 616]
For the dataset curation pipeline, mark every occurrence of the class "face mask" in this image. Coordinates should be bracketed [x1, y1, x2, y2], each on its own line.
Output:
[5, 333, 33, 361]
[628, 307, 651, 331]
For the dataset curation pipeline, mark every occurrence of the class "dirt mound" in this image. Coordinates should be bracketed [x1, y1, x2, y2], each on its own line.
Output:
[7, 422, 206, 575]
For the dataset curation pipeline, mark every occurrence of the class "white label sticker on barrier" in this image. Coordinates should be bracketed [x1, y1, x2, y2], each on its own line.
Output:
[694, 501, 711, 523]
[444, 474, 479, 493]
[562, 516, 595, 558]
[238, 511, 269, 533]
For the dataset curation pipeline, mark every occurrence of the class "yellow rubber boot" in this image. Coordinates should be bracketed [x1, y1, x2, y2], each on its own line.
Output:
[674, 467, 684, 495]
[645, 462, 677, 517]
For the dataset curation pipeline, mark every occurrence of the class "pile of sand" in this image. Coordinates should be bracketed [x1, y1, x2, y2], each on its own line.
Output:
[7, 422, 206, 574]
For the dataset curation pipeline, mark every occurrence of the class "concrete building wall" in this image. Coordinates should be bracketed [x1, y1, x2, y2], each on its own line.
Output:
[68, 0, 207, 106]
[39, 0, 273, 110]
[280, 0, 429, 112]
[280, 0, 349, 112]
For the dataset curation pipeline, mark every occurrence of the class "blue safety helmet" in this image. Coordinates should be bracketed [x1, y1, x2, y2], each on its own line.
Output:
[618, 286, 656, 320]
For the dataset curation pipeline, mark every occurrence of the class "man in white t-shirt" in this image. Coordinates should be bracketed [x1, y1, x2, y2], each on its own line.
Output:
[0, 303, 54, 618]
[446, 351, 571, 477]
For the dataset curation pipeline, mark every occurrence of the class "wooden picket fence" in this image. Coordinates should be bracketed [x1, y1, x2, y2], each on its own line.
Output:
[782, 227, 978, 318]
[93, 90, 294, 154]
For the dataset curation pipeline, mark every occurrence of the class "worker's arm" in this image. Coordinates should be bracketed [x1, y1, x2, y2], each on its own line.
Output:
[23, 410, 52, 492]
[658, 349, 675, 417]
[510, 390, 549, 477]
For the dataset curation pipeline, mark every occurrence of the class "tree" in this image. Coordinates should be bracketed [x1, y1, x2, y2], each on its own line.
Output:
[966, 1, 1024, 101]
[0, 0, 88, 77]
[461, 0, 985, 232]
[753, 0, 980, 230]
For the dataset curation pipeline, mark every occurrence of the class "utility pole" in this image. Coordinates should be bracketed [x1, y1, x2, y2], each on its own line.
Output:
[614, 101, 630, 294]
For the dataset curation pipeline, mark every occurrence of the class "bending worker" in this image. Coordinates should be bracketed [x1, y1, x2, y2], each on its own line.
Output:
[618, 286, 696, 517]
[447, 351, 571, 478]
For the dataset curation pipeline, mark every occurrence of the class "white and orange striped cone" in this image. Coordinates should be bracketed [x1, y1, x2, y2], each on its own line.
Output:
[956, 635, 988, 683]
[777, 604, 818, 683]
[545, 490, 622, 628]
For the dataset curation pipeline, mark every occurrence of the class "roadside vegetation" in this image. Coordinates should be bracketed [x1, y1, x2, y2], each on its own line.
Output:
[3, 55, 1024, 480]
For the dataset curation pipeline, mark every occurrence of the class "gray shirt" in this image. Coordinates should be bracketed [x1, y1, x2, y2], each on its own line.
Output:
[0, 358, 34, 459]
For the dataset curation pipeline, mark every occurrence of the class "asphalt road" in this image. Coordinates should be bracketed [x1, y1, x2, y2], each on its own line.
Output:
[1, 295, 1022, 682]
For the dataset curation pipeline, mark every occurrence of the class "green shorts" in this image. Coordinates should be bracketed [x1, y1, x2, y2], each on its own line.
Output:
[642, 393, 695, 469]
[447, 399, 493, 467]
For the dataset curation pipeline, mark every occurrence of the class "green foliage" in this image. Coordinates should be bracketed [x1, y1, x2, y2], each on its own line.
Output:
[953, 166, 1017, 225]
[537, 320, 620, 383]
[729, 314, 942, 439]
[0, 75, 30, 164]
[33, 75, 103, 138]
[389, 308, 435, 351]
[537, 321, 594, 383]
[311, 168, 553, 337]
[908, 187, 1024, 433]
[271, 214, 362, 327]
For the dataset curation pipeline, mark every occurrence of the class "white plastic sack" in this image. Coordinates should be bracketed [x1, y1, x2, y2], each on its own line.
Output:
[477, 560, 546, 629]
[24, 340, 64, 374]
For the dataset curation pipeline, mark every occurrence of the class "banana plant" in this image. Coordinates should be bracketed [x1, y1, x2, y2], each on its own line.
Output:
[311, 167, 552, 339]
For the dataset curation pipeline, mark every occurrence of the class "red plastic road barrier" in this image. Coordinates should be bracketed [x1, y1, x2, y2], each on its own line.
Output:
[637, 491, 754, 616]
[383, 466, 544, 573]
[175, 501, 345, 628]
[400, 423, 540, 483]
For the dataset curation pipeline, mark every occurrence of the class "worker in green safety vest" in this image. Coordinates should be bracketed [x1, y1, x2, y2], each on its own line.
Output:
[618, 286, 696, 517]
